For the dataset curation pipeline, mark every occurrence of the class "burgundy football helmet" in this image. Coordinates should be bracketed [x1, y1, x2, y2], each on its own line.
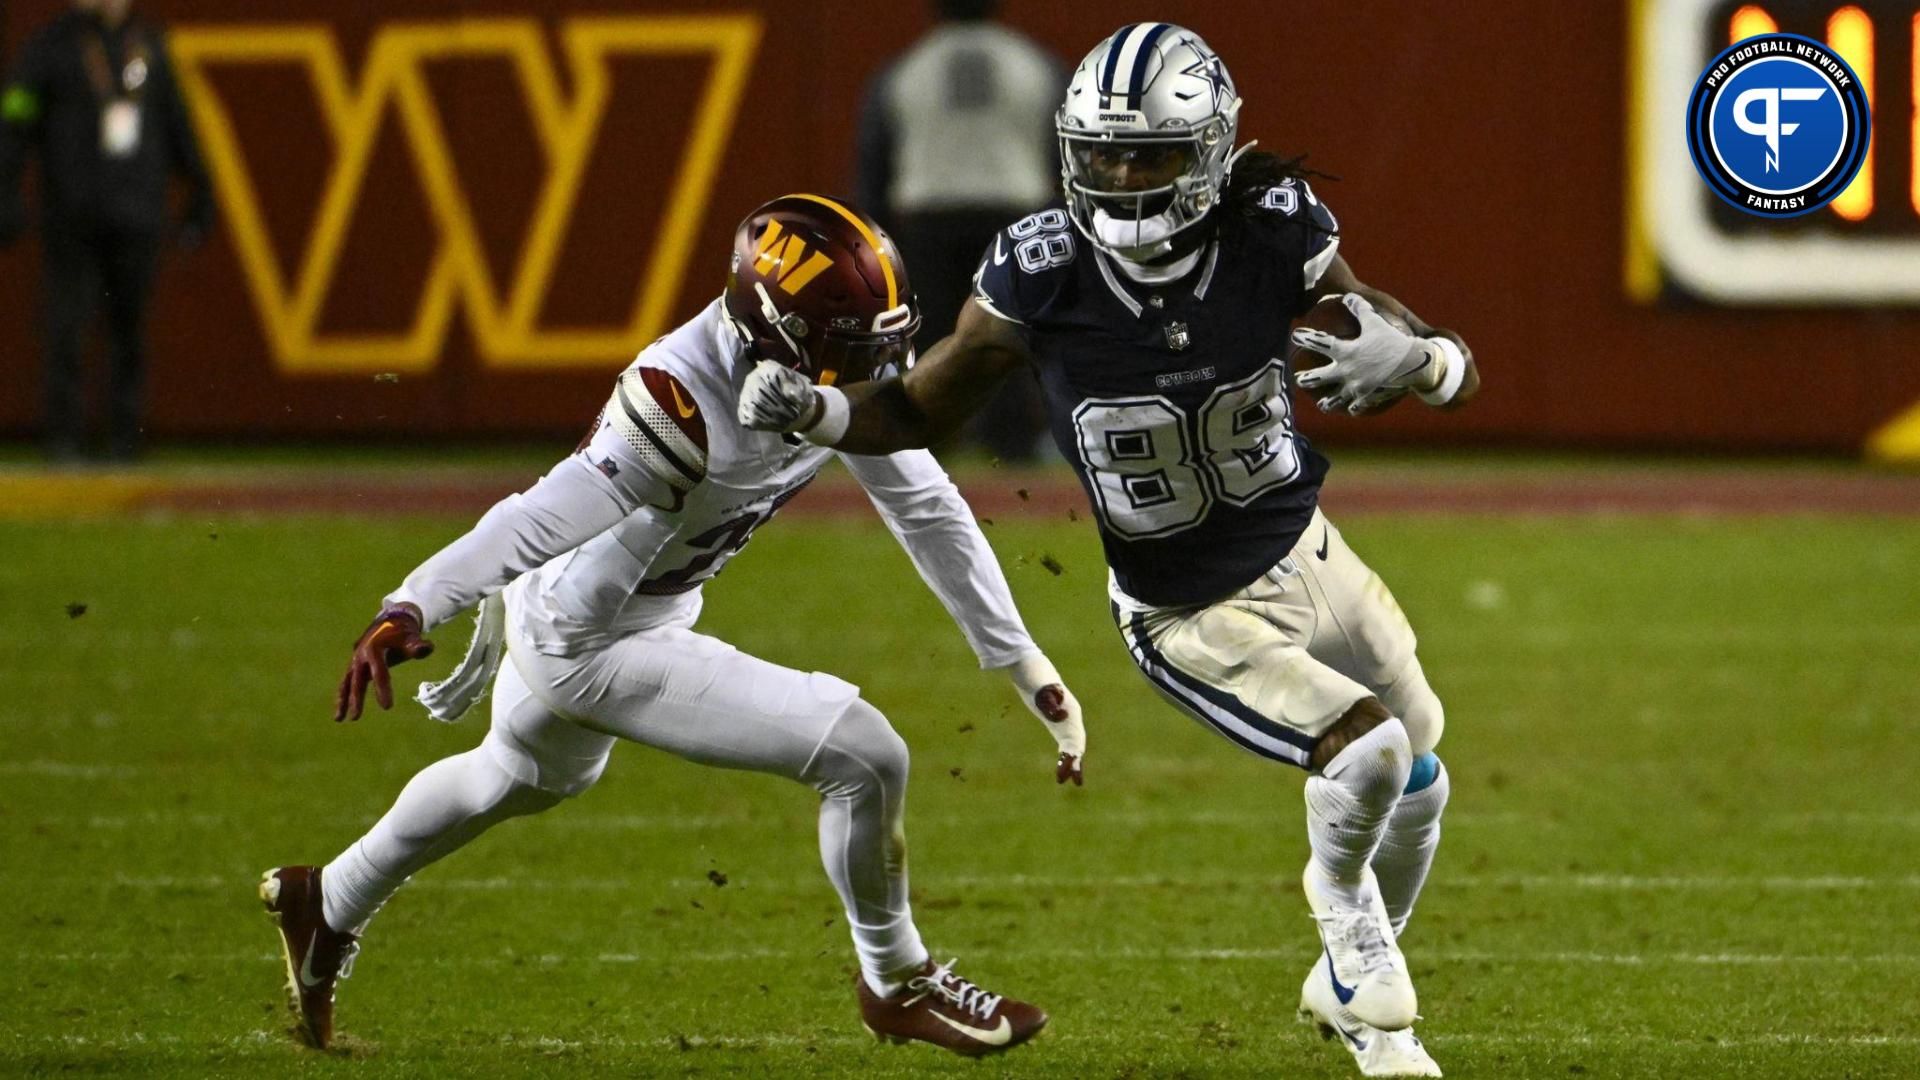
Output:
[722, 194, 920, 386]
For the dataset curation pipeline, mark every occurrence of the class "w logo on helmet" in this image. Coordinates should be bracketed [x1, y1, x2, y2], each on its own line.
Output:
[752, 219, 834, 294]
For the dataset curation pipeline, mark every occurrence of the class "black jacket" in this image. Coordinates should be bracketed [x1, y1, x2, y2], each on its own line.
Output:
[0, 10, 211, 235]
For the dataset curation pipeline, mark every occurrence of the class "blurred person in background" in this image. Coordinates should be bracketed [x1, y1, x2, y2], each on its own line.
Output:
[0, 0, 212, 463]
[856, 0, 1061, 462]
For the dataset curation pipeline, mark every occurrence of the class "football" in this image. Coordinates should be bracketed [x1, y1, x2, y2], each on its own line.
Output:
[1290, 295, 1413, 413]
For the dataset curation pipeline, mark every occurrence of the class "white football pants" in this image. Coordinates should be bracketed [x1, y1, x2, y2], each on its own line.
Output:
[322, 597, 928, 988]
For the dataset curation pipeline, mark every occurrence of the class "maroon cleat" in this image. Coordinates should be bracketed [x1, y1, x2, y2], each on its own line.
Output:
[258, 866, 359, 1049]
[856, 957, 1048, 1057]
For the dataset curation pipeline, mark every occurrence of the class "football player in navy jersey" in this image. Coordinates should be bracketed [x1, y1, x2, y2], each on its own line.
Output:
[743, 23, 1475, 1078]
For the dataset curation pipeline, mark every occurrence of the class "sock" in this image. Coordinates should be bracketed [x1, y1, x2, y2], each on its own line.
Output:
[1304, 717, 1413, 906]
[1373, 754, 1449, 937]
[850, 910, 928, 998]
[321, 747, 562, 933]
[804, 700, 929, 997]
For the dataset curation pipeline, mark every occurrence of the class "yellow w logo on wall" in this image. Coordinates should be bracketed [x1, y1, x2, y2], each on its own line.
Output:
[171, 17, 760, 373]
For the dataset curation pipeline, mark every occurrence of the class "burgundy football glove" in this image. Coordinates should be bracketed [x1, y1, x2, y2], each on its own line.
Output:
[334, 603, 434, 722]
[1032, 684, 1085, 786]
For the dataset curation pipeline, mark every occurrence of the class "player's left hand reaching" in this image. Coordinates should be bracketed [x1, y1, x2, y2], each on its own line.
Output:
[334, 603, 435, 722]
[1292, 293, 1440, 413]
[1004, 654, 1087, 785]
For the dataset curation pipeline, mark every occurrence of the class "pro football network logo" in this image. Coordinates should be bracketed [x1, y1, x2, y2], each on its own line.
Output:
[1684, 32, 1869, 219]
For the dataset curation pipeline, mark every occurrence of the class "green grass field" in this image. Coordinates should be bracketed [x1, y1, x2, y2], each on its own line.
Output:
[4, 508, 1919, 1077]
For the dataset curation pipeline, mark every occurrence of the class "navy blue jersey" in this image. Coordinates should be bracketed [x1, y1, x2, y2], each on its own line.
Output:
[974, 183, 1340, 606]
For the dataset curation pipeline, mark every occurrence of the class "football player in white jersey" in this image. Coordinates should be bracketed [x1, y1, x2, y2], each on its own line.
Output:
[259, 195, 1083, 1058]
[740, 25, 1476, 1079]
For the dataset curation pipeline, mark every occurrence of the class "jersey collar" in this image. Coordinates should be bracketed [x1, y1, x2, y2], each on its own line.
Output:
[1095, 241, 1222, 317]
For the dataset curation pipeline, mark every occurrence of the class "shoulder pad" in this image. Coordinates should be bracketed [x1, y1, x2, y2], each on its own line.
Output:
[607, 366, 709, 491]
[1249, 179, 1340, 290]
[973, 205, 1079, 325]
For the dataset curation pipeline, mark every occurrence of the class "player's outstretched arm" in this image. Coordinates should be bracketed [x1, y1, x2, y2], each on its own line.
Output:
[738, 298, 1034, 453]
[330, 455, 638, 722]
[840, 449, 1087, 784]
[334, 369, 704, 721]
[1300, 255, 1480, 412]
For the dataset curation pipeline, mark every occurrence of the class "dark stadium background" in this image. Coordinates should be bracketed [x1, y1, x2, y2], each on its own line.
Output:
[3, 0, 1918, 453]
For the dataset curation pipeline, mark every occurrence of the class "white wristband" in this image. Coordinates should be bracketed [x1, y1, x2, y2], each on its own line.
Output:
[1416, 337, 1467, 406]
[803, 385, 850, 445]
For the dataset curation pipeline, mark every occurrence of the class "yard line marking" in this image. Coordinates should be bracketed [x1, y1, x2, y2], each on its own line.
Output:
[79, 871, 1920, 893]
[1434, 1032, 1920, 1048]
[19, 947, 1920, 968]
[25, 1028, 1920, 1051]
[0, 760, 141, 779]
[27, 808, 1549, 831]
[35, 807, 1920, 834]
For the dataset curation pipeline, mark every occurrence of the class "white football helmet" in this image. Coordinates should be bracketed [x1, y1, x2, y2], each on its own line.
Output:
[1057, 23, 1245, 263]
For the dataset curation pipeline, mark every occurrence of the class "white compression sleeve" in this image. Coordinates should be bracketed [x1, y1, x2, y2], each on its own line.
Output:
[386, 366, 698, 629]
[839, 449, 1037, 669]
[386, 456, 638, 629]
[804, 699, 928, 994]
[322, 747, 563, 933]
[1373, 757, 1449, 936]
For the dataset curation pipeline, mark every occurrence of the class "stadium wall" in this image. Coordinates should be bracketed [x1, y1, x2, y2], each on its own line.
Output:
[2, 0, 1917, 454]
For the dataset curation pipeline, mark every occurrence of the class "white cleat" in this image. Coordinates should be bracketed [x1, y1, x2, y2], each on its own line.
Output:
[1303, 863, 1417, 1031]
[1299, 951, 1442, 1077]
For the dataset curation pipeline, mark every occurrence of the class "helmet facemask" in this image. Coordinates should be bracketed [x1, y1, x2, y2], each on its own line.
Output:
[726, 270, 919, 387]
[1062, 124, 1233, 261]
[809, 301, 919, 386]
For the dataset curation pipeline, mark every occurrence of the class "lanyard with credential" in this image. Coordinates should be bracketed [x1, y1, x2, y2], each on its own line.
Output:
[81, 26, 151, 159]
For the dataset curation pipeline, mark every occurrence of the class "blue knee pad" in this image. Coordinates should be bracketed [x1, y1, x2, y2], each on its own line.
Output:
[1403, 752, 1442, 794]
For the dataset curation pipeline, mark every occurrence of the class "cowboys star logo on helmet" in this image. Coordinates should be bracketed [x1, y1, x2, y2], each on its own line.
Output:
[1057, 23, 1247, 261]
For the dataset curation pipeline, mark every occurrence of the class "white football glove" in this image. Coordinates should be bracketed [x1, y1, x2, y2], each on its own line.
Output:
[1291, 293, 1443, 414]
[1341, 385, 1408, 417]
[1004, 653, 1086, 786]
[736, 359, 820, 434]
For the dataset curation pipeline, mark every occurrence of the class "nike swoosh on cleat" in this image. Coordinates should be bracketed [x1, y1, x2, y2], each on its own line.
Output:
[1325, 948, 1357, 1005]
[1330, 1014, 1369, 1052]
[298, 932, 326, 989]
[930, 1012, 1013, 1045]
[992, 237, 1008, 266]
[1314, 528, 1330, 560]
